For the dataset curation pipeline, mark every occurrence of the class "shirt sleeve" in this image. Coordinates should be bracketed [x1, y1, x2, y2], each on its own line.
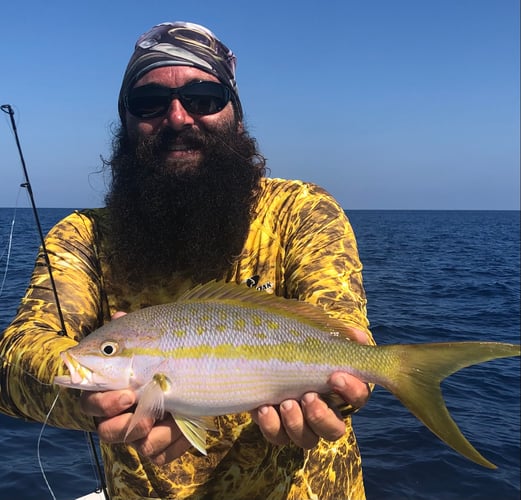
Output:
[281, 182, 374, 344]
[0, 211, 105, 430]
[275, 182, 375, 416]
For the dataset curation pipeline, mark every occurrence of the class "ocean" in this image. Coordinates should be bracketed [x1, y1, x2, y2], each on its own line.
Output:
[0, 208, 519, 500]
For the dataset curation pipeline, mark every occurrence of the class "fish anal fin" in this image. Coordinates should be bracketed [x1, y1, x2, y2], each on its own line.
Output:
[173, 415, 217, 456]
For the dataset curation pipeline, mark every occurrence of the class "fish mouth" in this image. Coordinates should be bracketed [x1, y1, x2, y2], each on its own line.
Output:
[57, 351, 95, 386]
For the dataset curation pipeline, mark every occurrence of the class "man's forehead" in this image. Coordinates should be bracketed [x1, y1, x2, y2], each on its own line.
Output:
[134, 65, 220, 87]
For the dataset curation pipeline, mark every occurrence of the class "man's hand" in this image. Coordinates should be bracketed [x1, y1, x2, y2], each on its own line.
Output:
[252, 326, 371, 449]
[80, 310, 192, 466]
[80, 389, 192, 465]
[251, 372, 370, 448]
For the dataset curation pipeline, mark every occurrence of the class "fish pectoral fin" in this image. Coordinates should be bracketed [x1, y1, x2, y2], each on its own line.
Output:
[124, 374, 170, 441]
[173, 415, 217, 456]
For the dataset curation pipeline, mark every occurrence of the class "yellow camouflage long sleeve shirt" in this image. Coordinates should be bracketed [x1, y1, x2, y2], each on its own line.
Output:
[0, 177, 374, 499]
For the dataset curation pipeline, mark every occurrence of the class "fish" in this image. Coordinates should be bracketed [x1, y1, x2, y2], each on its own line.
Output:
[53, 281, 520, 468]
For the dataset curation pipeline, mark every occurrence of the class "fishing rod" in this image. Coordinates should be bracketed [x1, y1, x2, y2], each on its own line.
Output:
[1, 104, 109, 500]
[1, 104, 67, 335]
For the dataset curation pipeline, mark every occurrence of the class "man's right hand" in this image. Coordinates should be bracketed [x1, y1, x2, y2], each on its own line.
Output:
[80, 309, 192, 465]
[80, 389, 192, 465]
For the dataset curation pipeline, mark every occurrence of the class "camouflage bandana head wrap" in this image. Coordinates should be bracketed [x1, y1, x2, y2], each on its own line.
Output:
[118, 21, 242, 121]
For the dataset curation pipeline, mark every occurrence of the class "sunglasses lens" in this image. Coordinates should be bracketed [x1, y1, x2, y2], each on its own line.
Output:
[126, 82, 231, 118]
[126, 85, 170, 118]
[180, 82, 230, 115]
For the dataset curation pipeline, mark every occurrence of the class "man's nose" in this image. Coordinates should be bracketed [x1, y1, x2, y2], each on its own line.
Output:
[164, 99, 196, 130]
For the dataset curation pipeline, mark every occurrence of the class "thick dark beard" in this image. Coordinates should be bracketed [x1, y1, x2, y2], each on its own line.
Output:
[104, 123, 266, 286]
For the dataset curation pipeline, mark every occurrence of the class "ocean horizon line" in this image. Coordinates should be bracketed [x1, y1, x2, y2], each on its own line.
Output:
[1, 206, 519, 212]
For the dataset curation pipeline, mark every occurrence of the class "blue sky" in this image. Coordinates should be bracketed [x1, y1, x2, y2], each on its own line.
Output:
[1, 0, 519, 209]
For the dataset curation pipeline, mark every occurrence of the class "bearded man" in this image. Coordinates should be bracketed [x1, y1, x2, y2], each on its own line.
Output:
[0, 21, 374, 499]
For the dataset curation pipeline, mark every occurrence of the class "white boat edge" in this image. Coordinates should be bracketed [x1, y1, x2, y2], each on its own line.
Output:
[75, 492, 106, 500]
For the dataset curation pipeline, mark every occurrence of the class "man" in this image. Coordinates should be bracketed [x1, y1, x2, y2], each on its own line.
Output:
[0, 22, 374, 499]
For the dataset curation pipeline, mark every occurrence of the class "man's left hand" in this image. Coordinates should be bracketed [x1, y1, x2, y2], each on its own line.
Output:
[252, 371, 370, 449]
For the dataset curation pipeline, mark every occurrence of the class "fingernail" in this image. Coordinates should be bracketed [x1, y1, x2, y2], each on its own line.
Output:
[331, 374, 346, 390]
[258, 405, 269, 416]
[302, 393, 316, 405]
[281, 400, 293, 411]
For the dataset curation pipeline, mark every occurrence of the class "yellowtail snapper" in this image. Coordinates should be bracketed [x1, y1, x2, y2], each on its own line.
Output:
[54, 282, 520, 469]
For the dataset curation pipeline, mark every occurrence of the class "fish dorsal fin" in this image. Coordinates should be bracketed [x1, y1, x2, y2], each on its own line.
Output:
[178, 281, 362, 343]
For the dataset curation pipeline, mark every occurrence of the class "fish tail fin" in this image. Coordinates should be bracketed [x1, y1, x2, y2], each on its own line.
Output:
[380, 342, 520, 469]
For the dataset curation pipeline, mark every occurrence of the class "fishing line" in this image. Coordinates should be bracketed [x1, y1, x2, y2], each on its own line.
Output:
[0, 189, 25, 296]
[0, 208, 16, 296]
[1, 104, 109, 500]
[37, 391, 61, 500]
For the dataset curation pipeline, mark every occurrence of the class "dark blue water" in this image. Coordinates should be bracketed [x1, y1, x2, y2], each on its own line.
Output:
[0, 208, 519, 500]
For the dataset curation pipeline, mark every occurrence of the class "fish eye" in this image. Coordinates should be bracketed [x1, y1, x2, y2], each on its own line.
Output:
[100, 341, 118, 356]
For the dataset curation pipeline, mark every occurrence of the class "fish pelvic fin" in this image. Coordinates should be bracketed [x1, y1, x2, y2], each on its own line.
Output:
[124, 373, 169, 441]
[381, 341, 520, 469]
[173, 415, 217, 456]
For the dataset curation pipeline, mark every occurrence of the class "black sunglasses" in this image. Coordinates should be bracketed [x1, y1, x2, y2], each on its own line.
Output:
[125, 81, 231, 118]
